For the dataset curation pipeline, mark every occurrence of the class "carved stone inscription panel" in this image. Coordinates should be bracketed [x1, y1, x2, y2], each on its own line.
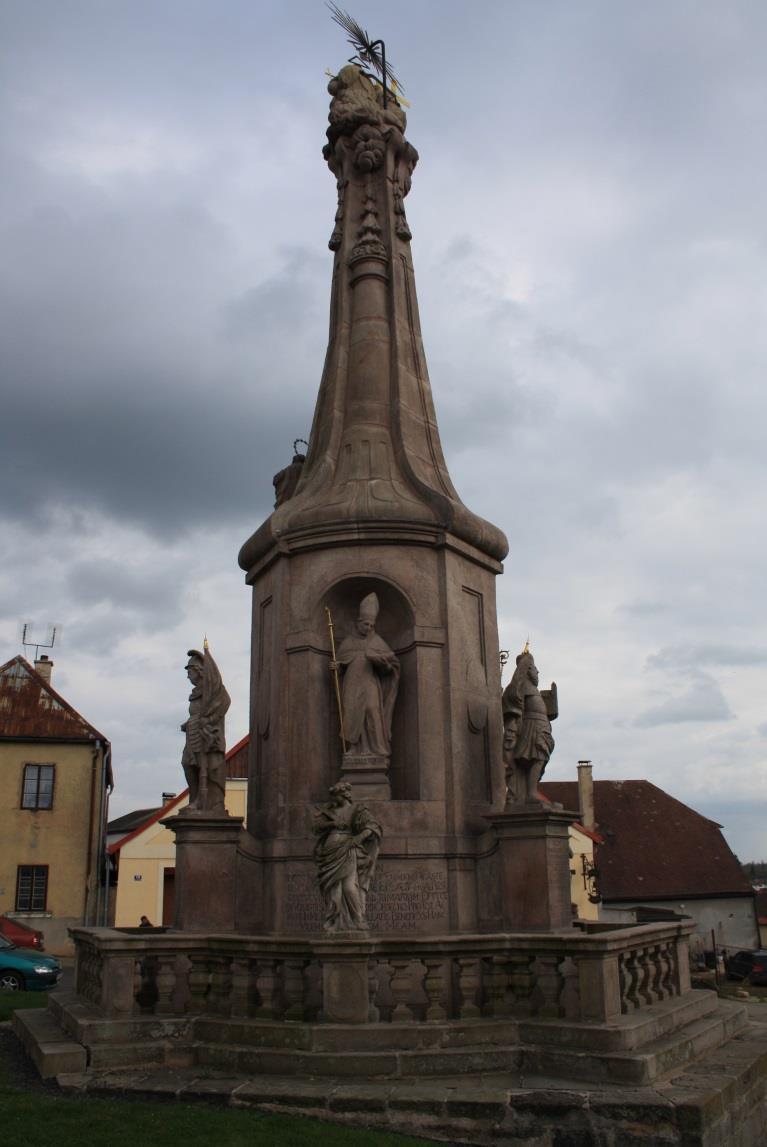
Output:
[284, 861, 450, 933]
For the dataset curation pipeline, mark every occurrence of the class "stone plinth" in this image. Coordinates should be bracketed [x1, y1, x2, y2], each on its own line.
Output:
[164, 813, 243, 931]
[486, 805, 579, 931]
[340, 754, 390, 800]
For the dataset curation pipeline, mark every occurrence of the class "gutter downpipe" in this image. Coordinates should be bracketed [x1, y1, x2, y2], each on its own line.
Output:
[86, 741, 101, 926]
[102, 744, 112, 925]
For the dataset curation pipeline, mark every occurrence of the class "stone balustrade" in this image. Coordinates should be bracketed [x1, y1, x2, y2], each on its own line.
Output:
[71, 921, 692, 1027]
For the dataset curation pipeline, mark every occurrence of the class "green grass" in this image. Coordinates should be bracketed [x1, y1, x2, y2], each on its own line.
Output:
[0, 1020, 441, 1147]
[0, 1092, 440, 1147]
[0, 991, 47, 1023]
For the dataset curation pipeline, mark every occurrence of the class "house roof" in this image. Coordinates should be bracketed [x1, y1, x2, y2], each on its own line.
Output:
[108, 807, 163, 835]
[226, 734, 249, 779]
[108, 732, 249, 854]
[0, 654, 111, 755]
[540, 779, 753, 902]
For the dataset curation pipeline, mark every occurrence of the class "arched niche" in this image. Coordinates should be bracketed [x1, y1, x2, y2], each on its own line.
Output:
[319, 575, 418, 801]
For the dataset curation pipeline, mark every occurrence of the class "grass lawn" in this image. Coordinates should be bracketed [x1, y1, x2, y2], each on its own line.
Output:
[0, 991, 47, 1023]
[0, 996, 442, 1147]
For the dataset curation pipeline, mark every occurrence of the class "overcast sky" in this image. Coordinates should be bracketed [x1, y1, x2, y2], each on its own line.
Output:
[2, 1, 765, 861]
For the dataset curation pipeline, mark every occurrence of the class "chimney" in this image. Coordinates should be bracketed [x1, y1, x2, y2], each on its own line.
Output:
[577, 760, 595, 831]
[34, 655, 53, 683]
[162, 792, 176, 805]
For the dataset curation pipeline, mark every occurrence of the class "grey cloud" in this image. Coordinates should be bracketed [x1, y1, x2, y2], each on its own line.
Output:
[634, 670, 734, 727]
[648, 645, 767, 671]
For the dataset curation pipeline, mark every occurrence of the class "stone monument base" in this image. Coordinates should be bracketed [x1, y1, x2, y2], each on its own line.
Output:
[14, 922, 767, 1144]
[339, 753, 391, 800]
[164, 813, 244, 932]
[486, 805, 579, 931]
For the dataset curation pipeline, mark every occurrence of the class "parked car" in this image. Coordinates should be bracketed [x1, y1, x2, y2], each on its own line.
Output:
[0, 915, 44, 950]
[0, 935, 62, 991]
[724, 949, 767, 987]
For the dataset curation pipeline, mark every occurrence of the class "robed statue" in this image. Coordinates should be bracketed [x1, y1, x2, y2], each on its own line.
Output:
[502, 645, 558, 806]
[313, 781, 382, 932]
[181, 643, 231, 815]
[331, 593, 400, 759]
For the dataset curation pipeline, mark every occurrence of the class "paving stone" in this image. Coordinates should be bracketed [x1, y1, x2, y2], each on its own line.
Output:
[328, 1083, 392, 1112]
[388, 1083, 449, 1114]
[445, 1087, 509, 1120]
[234, 1077, 335, 1109]
[179, 1077, 242, 1103]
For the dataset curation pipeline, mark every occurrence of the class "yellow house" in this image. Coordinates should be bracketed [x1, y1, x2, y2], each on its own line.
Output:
[110, 735, 247, 927]
[0, 655, 113, 954]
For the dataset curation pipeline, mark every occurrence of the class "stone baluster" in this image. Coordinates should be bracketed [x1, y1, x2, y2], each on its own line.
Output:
[558, 956, 581, 1020]
[423, 958, 448, 1021]
[621, 950, 641, 1012]
[636, 947, 653, 1007]
[254, 959, 280, 1019]
[389, 959, 416, 1022]
[208, 955, 233, 1016]
[507, 953, 535, 1018]
[368, 960, 381, 1023]
[283, 958, 307, 1021]
[657, 943, 673, 1000]
[304, 960, 323, 1022]
[187, 953, 212, 1013]
[531, 954, 562, 1018]
[154, 953, 178, 1014]
[457, 957, 482, 1020]
[482, 956, 510, 1018]
[647, 947, 663, 1004]
[230, 956, 253, 1017]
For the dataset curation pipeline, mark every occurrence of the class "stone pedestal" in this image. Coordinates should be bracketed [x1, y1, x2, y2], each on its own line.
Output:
[164, 812, 244, 932]
[486, 805, 579, 931]
[340, 753, 391, 800]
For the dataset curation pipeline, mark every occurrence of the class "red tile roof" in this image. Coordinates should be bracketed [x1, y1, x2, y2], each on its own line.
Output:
[0, 655, 108, 744]
[540, 779, 753, 902]
[226, 733, 249, 778]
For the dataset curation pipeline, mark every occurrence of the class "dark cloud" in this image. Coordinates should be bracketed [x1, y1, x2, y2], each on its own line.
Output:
[1, 1, 765, 848]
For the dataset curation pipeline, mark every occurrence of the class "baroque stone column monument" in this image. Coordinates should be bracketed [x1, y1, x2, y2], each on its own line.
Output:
[38, 58, 767, 1145]
[236, 61, 518, 937]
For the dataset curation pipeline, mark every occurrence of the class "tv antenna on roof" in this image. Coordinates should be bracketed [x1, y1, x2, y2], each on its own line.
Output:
[20, 621, 62, 661]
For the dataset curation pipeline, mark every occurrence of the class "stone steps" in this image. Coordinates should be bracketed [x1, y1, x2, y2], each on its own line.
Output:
[191, 1000, 748, 1086]
[11, 1007, 87, 1079]
[54, 1023, 767, 1147]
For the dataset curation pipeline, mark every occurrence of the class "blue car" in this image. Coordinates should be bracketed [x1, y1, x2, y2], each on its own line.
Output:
[0, 934, 62, 991]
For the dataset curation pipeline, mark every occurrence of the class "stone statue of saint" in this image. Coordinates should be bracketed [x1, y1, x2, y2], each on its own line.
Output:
[313, 781, 382, 932]
[502, 645, 558, 806]
[181, 644, 231, 815]
[331, 593, 400, 759]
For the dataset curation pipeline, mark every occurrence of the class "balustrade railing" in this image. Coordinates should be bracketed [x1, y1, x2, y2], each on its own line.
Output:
[71, 921, 692, 1027]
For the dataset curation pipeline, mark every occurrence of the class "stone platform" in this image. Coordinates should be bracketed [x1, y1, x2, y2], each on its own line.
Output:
[13, 921, 767, 1142]
[24, 1017, 767, 1147]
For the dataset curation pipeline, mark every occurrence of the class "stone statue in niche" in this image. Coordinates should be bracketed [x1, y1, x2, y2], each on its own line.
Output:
[180, 643, 231, 815]
[313, 781, 382, 932]
[331, 592, 400, 760]
[502, 645, 558, 807]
